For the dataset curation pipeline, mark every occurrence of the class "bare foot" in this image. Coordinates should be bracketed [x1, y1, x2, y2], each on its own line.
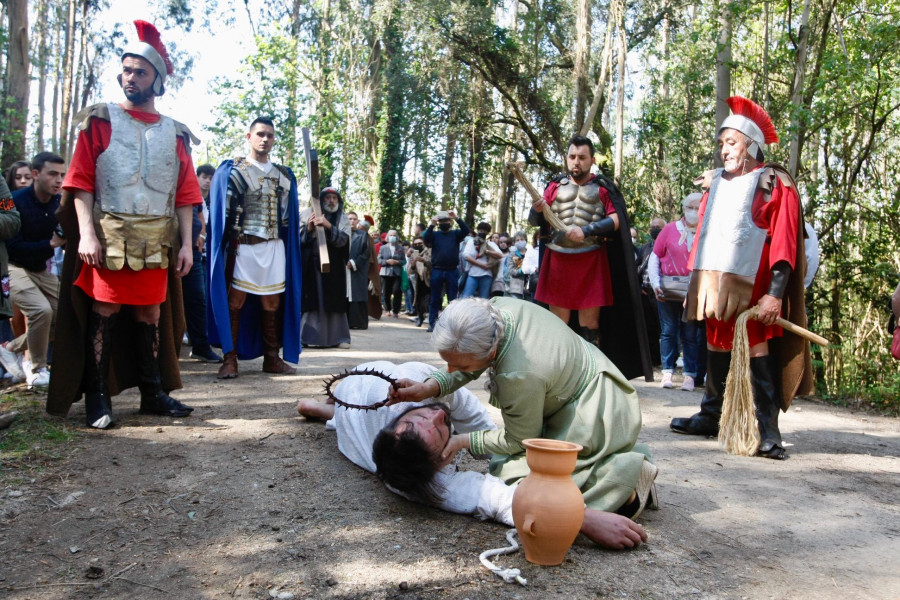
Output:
[296, 400, 335, 421]
[580, 508, 648, 550]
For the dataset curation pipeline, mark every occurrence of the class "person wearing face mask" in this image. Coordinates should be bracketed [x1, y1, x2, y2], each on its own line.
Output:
[406, 236, 431, 327]
[648, 195, 705, 391]
[671, 97, 813, 460]
[378, 229, 406, 318]
[300, 187, 351, 347]
[502, 231, 533, 299]
[422, 210, 470, 331]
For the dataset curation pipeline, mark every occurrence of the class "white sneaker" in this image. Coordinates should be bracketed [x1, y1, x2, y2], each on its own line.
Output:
[23, 360, 50, 389]
[660, 371, 674, 389]
[0, 344, 25, 381]
[681, 375, 695, 392]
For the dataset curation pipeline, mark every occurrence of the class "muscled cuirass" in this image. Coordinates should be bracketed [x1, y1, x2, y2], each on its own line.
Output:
[547, 178, 607, 254]
[93, 103, 179, 271]
[233, 160, 290, 240]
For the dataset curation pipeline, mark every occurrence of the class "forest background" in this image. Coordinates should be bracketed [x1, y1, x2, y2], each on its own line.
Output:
[0, 0, 898, 408]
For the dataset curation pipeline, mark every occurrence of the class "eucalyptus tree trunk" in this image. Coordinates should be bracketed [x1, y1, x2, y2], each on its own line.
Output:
[58, 0, 77, 160]
[613, 0, 626, 185]
[715, 0, 733, 132]
[35, 0, 50, 151]
[440, 128, 456, 210]
[573, 0, 591, 133]
[579, 15, 614, 137]
[787, 0, 813, 178]
[2, 0, 30, 167]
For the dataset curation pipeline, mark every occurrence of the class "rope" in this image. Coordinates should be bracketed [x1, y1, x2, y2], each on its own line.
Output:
[478, 528, 528, 586]
[719, 307, 762, 456]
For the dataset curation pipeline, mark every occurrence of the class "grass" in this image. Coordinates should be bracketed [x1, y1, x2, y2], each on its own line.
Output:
[0, 388, 79, 486]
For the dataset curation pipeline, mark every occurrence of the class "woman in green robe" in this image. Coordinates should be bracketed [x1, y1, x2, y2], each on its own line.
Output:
[389, 296, 657, 549]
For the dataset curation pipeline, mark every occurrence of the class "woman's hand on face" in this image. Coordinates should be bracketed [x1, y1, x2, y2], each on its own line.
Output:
[387, 379, 437, 405]
[440, 433, 470, 462]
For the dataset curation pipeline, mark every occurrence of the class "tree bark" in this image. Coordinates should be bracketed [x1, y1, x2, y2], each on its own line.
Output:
[573, 0, 591, 133]
[613, 0, 626, 185]
[787, 0, 813, 178]
[59, 0, 77, 160]
[36, 0, 50, 151]
[579, 15, 614, 137]
[2, 0, 30, 167]
[715, 0, 733, 128]
[440, 126, 456, 210]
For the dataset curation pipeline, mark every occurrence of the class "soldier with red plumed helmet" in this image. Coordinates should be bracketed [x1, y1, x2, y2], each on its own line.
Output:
[670, 97, 814, 459]
[48, 21, 202, 429]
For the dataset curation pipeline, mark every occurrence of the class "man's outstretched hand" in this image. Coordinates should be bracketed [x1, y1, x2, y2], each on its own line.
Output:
[581, 508, 648, 550]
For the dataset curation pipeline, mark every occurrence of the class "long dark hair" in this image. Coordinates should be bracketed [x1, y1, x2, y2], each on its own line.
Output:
[372, 403, 450, 506]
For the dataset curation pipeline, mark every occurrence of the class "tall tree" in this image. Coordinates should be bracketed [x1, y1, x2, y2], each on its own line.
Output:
[2, 0, 29, 167]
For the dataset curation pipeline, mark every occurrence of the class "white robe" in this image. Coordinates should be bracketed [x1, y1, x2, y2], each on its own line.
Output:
[325, 360, 516, 525]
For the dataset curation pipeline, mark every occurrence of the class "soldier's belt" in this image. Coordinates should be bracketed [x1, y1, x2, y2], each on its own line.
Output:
[238, 234, 270, 245]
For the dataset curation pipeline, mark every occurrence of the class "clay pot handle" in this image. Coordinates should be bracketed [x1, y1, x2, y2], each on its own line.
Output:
[522, 517, 536, 536]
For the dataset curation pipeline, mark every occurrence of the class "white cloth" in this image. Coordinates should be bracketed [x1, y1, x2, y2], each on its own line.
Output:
[463, 239, 501, 278]
[522, 244, 538, 275]
[326, 360, 516, 525]
[804, 222, 819, 289]
[232, 239, 286, 295]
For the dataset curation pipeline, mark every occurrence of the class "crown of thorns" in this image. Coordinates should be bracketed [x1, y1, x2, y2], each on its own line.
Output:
[322, 368, 399, 411]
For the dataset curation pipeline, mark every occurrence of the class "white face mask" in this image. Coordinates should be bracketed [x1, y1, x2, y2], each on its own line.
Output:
[684, 208, 700, 227]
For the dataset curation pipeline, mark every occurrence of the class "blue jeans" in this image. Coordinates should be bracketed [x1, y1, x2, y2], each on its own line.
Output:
[657, 299, 702, 377]
[182, 248, 213, 351]
[429, 268, 459, 327]
[461, 274, 492, 299]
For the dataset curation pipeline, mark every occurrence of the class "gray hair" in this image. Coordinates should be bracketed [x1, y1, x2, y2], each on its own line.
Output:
[682, 193, 702, 209]
[431, 298, 506, 360]
[514, 230, 527, 241]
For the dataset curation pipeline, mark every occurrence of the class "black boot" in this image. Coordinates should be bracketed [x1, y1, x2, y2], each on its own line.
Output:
[84, 311, 117, 429]
[581, 326, 601, 348]
[135, 322, 193, 417]
[751, 355, 787, 460]
[670, 350, 731, 436]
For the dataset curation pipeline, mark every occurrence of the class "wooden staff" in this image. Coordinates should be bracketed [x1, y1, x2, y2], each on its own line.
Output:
[302, 127, 330, 273]
[506, 162, 568, 232]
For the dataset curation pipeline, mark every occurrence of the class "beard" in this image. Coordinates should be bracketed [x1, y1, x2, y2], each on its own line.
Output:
[124, 87, 155, 104]
[323, 202, 339, 214]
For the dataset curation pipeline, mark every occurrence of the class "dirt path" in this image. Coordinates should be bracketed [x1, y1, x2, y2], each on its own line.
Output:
[1, 316, 898, 599]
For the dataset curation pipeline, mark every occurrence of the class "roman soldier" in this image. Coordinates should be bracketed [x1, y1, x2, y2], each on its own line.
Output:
[529, 135, 652, 381]
[207, 118, 302, 379]
[670, 96, 814, 459]
[48, 21, 201, 428]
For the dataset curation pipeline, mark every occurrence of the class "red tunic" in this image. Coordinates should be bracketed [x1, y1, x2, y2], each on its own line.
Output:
[689, 167, 800, 349]
[534, 176, 616, 310]
[63, 105, 202, 305]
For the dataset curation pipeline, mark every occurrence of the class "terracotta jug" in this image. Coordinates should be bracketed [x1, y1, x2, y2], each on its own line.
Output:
[512, 438, 585, 566]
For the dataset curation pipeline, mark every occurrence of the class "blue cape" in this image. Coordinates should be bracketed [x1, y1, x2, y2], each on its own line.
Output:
[206, 159, 302, 362]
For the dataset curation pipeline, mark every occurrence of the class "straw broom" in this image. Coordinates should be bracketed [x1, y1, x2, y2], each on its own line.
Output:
[719, 306, 829, 456]
[719, 307, 762, 456]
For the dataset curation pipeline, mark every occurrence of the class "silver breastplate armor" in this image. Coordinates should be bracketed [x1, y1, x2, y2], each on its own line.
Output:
[694, 168, 767, 277]
[236, 160, 290, 240]
[547, 178, 607, 254]
[95, 103, 178, 216]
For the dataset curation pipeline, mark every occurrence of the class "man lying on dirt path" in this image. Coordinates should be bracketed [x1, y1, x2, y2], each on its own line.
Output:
[297, 360, 649, 550]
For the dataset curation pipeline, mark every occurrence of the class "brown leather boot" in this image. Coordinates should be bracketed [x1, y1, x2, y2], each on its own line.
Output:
[217, 309, 241, 379]
[261, 309, 296, 374]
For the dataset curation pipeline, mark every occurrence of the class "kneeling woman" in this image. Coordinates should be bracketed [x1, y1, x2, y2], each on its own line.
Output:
[388, 297, 657, 549]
